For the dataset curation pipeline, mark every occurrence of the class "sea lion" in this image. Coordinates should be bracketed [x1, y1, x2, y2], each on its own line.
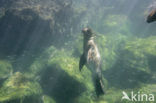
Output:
[79, 27, 105, 97]
[147, 8, 156, 23]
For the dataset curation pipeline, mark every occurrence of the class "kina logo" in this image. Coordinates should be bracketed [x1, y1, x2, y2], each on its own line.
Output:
[121, 91, 155, 102]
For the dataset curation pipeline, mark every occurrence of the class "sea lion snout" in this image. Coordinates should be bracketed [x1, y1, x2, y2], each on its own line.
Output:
[82, 28, 93, 36]
[147, 14, 156, 23]
[147, 8, 156, 23]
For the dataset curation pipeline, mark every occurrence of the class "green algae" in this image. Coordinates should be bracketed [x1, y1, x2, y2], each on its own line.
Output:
[0, 72, 42, 102]
[125, 36, 156, 56]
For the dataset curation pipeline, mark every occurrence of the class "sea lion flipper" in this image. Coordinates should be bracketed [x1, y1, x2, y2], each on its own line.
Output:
[79, 53, 86, 71]
[95, 74, 105, 97]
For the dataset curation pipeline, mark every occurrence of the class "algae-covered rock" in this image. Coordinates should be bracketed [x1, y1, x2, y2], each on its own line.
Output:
[0, 72, 42, 102]
[140, 84, 156, 95]
[125, 36, 156, 56]
[125, 36, 156, 74]
[29, 46, 94, 103]
[104, 36, 156, 88]
[47, 48, 94, 91]
[0, 60, 13, 79]
[0, 0, 74, 56]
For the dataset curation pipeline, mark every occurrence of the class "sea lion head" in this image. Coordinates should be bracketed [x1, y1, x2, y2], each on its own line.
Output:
[82, 27, 93, 39]
[147, 8, 156, 23]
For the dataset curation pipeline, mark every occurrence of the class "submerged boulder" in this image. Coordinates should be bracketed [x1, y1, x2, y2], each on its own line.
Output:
[104, 36, 156, 88]
[125, 36, 156, 57]
[0, 0, 73, 56]
[0, 72, 42, 102]
[29, 46, 95, 103]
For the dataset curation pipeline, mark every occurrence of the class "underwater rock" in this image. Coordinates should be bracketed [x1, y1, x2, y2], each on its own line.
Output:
[29, 46, 95, 103]
[104, 36, 156, 88]
[0, 72, 42, 102]
[47, 48, 93, 90]
[124, 36, 156, 82]
[0, 0, 73, 56]
[125, 36, 156, 56]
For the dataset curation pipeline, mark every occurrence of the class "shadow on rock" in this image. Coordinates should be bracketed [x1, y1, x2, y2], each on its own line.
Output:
[39, 65, 86, 103]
